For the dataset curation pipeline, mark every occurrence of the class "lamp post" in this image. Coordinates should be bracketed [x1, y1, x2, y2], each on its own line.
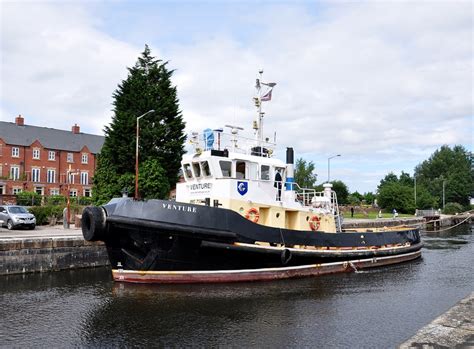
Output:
[327, 154, 341, 183]
[414, 175, 417, 208]
[442, 179, 446, 209]
[135, 109, 155, 199]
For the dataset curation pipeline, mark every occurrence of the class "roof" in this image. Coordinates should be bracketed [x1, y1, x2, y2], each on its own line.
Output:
[0, 121, 105, 154]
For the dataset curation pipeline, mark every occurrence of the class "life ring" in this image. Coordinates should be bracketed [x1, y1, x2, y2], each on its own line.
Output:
[309, 216, 320, 231]
[245, 208, 260, 223]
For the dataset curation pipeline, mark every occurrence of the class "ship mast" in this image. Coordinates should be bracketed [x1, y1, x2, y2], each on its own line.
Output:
[254, 70, 276, 148]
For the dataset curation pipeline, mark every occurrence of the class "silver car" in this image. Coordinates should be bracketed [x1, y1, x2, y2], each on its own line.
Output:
[0, 205, 36, 230]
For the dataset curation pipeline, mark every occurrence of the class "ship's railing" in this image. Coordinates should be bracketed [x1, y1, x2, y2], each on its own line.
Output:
[189, 130, 276, 157]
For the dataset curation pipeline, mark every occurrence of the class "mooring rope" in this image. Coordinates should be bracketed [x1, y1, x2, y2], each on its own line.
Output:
[420, 215, 472, 233]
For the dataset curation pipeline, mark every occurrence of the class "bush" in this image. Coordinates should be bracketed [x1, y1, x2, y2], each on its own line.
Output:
[443, 202, 464, 215]
[28, 205, 80, 225]
[16, 191, 42, 206]
[78, 196, 93, 206]
[45, 195, 66, 205]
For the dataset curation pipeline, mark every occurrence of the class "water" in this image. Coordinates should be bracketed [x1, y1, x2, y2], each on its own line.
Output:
[1, 224, 473, 348]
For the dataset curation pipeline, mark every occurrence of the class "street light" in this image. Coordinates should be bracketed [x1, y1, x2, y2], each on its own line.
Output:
[135, 109, 155, 199]
[442, 179, 446, 209]
[327, 154, 341, 182]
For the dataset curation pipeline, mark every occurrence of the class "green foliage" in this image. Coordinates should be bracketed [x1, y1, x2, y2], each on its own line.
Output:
[347, 194, 361, 205]
[16, 191, 42, 206]
[45, 195, 66, 205]
[363, 192, 375, 205]
[93, 45, 186, 204]
[28, 205, 63, 225]
[378, 181, 415, 214]
[331, 180, 349, 205]
[78, 196, 93, 206]
[415, 145, 473, 207]
[139, 159, 170, 199]
[415, 186, 438, 209]
[294, 158, 317, 189]
[442, 202, 464, 215]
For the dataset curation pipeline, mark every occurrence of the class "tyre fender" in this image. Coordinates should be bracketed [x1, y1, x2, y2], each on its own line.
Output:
[82, 206, 108, 241]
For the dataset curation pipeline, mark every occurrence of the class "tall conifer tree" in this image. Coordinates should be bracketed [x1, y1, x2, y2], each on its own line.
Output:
[93, 45, 185, 203]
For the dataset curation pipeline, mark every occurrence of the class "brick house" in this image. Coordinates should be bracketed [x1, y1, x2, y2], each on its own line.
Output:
[0, 115, 104, 199]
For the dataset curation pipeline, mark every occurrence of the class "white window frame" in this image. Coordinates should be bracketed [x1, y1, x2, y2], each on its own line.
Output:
[69, 189, 78, 197]
[10, 166, 20, 180]
[83, 188, 91, 197]
[35, 187, 44, 196]
[12, 187, 22, 195]
[67, 153, 74, 163]
[32, 168, 41, 182]
[50, 188, 60, 196]
[48, 151, 56, 161]
[33, 148, 40, 159]
[47, 169, 56, 183]
[81, 153, 88, 164]
[12, 147, 19, 158]
[68, 172, 75, 184]
[80, 172, 89, 185]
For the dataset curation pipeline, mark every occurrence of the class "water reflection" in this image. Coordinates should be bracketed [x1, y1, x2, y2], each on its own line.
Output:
[1, 224, 472, 348]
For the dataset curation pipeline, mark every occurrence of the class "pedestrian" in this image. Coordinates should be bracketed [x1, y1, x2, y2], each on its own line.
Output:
[274, 169, 282, 201]
[350, 207, 354, 218]
[392, 208, 398, 218]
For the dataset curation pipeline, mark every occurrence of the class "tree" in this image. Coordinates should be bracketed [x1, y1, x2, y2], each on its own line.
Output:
[330, 180, 349, 205]
[294, 158, 317, 189]
[363, 192, 375, 205]
[93, 45, 186, 204]
[378, 181, 415, 213]
[415, 145, 473, 207]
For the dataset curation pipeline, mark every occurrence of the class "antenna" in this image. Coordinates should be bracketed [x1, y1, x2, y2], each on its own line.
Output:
[225, 125, 243, 151]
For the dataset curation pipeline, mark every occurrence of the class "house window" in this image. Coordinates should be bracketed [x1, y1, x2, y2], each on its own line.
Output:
[68, 172, 75, 184]
[12, 187, 22, 195]
[50, 188, 60, 196]
[83, 188, 91, 197]
[48, 151, 56, 161]
[67, 153, 74, 163]
[0, 185, 4, 195]
[35, 187, 44, 195]
[10, 166, 20, 180]
[69, 189, 77, 197]
[33, 148, 40, 159]
[80, 172, 88, 185]
[32, 168, 41, 182]
[47, 169, 56, 183]
[12, 147, 19, 158]
[81, 153, 88, 164]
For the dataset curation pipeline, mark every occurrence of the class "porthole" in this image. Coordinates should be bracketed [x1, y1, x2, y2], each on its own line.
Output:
[276, 213, 280, 218]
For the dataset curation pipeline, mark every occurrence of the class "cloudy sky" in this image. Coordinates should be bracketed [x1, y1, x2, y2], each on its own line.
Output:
[1, 0, 472, 193]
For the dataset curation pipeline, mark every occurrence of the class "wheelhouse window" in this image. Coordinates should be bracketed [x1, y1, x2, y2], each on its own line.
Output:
[200, 161, 211, 177]
[261, 165, 270, 180]
[192, 163, 201, 178]
[183, 163, 193, 179]
[236, 161, 246, 179]
[48, 151, 56, 161]
[219, 161, 231, 177]
[11, 147, 19, 158]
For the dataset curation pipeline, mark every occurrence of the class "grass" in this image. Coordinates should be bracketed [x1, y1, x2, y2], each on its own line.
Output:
[346, 212, 414, 219]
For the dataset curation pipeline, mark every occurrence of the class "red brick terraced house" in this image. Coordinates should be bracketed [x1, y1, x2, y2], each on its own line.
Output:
[0, 115, 104, 199]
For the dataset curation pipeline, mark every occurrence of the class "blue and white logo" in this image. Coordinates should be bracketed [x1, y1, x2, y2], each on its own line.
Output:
[237, 181, 248, 196]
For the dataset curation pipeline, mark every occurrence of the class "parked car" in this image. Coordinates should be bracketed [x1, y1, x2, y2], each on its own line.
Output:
[0, 205, 36, 230]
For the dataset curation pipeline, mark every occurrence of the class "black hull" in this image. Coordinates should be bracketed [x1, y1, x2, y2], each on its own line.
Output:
[82, 198, 422, 272]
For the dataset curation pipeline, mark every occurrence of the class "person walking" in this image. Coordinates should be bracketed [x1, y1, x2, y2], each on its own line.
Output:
[274, 169, 282, 201]
[350, 207, 354, 218]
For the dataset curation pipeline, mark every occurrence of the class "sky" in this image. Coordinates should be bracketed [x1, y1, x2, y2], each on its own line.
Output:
[1, 0, 472, 193]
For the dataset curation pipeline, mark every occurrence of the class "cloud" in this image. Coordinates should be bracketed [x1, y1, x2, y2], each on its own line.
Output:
[1, 1, 472, 193]
[1, 2, 140, 134]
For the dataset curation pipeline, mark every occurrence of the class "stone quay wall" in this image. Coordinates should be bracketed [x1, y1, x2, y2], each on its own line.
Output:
[0, 236, 109, 275]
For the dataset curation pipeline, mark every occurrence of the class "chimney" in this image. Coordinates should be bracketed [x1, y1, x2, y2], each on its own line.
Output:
[72, 124, 80, 134]
[15, 114, 24, 126]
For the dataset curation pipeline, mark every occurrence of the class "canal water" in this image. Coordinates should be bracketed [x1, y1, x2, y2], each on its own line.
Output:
[1, 224, 473, 348]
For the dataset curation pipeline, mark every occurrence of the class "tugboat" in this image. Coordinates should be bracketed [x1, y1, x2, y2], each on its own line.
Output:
[82, 72, 422, 283]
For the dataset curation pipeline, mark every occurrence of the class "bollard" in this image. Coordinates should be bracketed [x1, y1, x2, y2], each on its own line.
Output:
[63, 207, 69, 229]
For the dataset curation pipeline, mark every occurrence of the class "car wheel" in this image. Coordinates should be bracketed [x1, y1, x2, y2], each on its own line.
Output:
[7, 220, 14, 230]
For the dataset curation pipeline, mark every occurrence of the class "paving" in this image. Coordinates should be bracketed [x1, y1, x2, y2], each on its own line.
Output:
[399, 292, 474, 348]
[0, 224, 83, 240]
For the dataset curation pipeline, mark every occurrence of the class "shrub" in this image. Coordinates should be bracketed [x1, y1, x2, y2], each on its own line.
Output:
[78, 196, 93, 206]
[17, 191, 42, 206]
[45, 195, 66, 205]
[443, 202, 464, 215]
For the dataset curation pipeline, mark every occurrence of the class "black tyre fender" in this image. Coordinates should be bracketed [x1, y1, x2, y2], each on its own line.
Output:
[281, 248, 292, 266]
[82, 206, 107, 241]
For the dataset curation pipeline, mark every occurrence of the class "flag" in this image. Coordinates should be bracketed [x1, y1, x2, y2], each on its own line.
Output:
[261, 88, 272, 101]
